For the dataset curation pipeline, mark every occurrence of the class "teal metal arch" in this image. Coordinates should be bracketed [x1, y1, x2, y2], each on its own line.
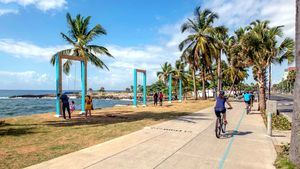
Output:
[133, 69, 147, 106]
[55, 54, 86, 116]
[168, 74, 182, 103]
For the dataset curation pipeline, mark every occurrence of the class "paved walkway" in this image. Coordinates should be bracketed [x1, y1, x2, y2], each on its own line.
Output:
[26, 102, 276, 169]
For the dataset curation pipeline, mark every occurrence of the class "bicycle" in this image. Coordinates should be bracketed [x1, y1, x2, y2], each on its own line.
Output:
[215, 112, 226, 138]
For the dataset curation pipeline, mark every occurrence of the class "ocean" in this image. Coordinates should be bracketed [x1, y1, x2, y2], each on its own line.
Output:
[0, 90, 132, 118]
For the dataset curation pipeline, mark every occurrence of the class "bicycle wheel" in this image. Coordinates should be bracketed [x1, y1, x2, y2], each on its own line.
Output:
[215, 118, 221, 138]
[222, 121, 226, 133]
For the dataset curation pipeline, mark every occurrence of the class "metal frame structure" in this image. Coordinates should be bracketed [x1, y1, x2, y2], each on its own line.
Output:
[168, 74, 183, 103]
[55, 54, 86, 117]
[133, 68, 147, 106]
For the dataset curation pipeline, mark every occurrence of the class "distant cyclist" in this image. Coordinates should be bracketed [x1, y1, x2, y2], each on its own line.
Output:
[243, 91, 252, 111]
[214, 91, 232, 124]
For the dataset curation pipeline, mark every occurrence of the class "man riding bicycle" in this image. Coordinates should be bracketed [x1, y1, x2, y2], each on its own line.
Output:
[214, 91, 232, 124]
[243, 91, 252, 111]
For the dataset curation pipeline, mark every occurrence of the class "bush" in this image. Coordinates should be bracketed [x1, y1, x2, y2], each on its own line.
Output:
[274, 144, 296, 169]
[261, 113, 291, 130]
[272, 114, 291, 130]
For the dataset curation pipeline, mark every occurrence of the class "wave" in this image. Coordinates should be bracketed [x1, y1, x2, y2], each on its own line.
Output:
[120, 98, 133, 101]
[0, 97, 9, 99]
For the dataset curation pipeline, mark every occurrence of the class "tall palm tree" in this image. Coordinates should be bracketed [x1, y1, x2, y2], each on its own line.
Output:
[240, 20, 294, 111]
[224, 29, 249, 96]
[268, 27, 295, 99]
[212, 26, 228, 94]
[172, 60, 188, 96]
[157, 62, 172, 85]
[50, 13, 113, 91]
[179, 6, 219, 100]
[287, 70, 296, 93]
[180, 47, 199, 100]
[290, 0, 300, 165]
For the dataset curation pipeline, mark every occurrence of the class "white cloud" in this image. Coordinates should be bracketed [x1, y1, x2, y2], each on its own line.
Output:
[0, 70, 51, 89]
[202, 0, 295, 38]
[0, 39, 70, 61]
[0, 0, 67, 11]
[0, 8, 18, 16]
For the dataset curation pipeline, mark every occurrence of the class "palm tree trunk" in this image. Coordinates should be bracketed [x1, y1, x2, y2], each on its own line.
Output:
[217, 55, 222, 94]
[228, 76, 237, 97]
[258, 71, 266, 111]
[268, 64, 271, 99]
[84, 60, 87, 94]
[290, 0, 300, 165]
[192, 68, 198, 100]
[201, 66, 207, 100]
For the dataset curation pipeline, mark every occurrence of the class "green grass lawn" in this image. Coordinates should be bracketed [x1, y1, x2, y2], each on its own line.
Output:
[0, 100, 213, 169]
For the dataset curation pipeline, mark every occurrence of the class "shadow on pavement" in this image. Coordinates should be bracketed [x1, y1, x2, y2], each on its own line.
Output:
[221, 130, 253, 139]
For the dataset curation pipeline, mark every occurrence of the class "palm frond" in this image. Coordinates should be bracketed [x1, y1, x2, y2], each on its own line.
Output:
[87, 45, 113, 57]
[63, 59, 73, 75]
[85, 52, 109, 70]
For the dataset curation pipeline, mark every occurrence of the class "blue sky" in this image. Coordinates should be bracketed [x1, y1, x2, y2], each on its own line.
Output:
[0, 0, 295, 90]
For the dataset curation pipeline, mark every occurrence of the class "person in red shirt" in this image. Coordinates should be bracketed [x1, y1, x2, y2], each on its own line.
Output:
[159, 92, 163, 106]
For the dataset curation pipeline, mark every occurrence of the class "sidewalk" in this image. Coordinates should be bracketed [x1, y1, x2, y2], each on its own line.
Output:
[26, 102, 276, 169]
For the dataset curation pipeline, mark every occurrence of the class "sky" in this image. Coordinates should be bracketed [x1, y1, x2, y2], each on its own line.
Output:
[0, 0, 295, 90]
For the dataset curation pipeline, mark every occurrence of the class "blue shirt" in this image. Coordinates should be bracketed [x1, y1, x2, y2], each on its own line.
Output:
[60, 94, 69, 105]
[243, 93, 251, 102]
[215, 96, 227, 111]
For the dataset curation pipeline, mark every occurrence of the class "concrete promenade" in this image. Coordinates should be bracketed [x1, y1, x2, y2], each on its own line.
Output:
[26, 102, 276, 169]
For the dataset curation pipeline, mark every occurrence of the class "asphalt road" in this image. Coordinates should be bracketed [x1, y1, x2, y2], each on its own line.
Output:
[270, 94, 294, 120]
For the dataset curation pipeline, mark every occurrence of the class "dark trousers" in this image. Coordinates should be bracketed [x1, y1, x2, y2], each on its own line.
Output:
[154, 98, 158, 105]
[159, 99, 163, 106]
[62, 103, 71, 119]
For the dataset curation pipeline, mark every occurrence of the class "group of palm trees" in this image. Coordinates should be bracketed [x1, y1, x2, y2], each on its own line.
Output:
[154, 6, 294, 112]
[50, 7, 293, 113]
[48, 5, 300, 166]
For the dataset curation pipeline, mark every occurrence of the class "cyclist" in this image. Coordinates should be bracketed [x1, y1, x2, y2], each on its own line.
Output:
[243, 91, 252, 111]
[214, 91, 233, 124]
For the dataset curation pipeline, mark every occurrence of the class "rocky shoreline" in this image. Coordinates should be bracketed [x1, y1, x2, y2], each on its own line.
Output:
[9, 92, 142, 100]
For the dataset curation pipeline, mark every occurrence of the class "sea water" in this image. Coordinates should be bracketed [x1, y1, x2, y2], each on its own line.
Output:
[0, 90, 132, 118]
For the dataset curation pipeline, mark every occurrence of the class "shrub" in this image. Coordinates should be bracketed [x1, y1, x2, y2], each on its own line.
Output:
[274, 144, 296, 169]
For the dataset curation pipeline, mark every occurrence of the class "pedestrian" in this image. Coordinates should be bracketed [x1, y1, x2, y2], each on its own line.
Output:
[85, 95, 93, 118]
[70, 100, 75, 114]
[159, 92, 163, 106]
[59, 93, 71, 119]
[153, 92, 158, 106]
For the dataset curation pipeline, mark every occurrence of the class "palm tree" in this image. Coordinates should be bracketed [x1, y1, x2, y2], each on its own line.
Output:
[223, 29, 249, 96]
[212, 26, 228, 94]
[157, 62, 172, 85]
[172, 60, 188, 96]
[290, 1, 300, 164]
[50, 13, 113, 92]
[287, 70, 296, 93]
[179, 6, 219, 100]
[240, 20, 294, 111]
[268, 28, 294, 99]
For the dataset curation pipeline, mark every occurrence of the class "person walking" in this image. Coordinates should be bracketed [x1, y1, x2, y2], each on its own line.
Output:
[59, 93, 71, 119]
[153, 92, 158, 106]
[159, 92, 163, 106]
